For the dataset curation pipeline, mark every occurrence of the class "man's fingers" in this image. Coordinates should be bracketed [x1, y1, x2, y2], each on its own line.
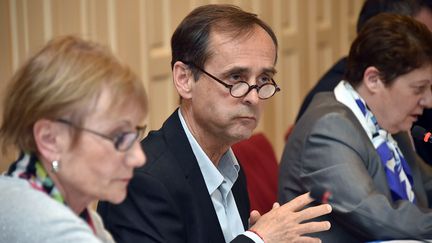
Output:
[249, 210, 261, 227]
[296, 204, 332, 221]
[282, 192, 315, 211]
[296, 221, 331, 236]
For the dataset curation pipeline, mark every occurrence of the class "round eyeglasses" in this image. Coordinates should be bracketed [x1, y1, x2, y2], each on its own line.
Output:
[184, 61, 281, 99]
[55, 118, 146, 152]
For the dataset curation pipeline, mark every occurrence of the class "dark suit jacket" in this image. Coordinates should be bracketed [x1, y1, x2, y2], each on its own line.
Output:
[295, 57, 432, 165]
[279, 92, 432, 243]
[98, 109, 253, 243]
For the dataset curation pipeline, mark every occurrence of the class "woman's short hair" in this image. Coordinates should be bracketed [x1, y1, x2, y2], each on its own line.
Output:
[0, 35, 148, 153]
[346, 13, 432, 87]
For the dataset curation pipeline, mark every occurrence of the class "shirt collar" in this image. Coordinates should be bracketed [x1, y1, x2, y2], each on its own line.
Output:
[334, 80, 374, 140]
[177, 109, 239, 195]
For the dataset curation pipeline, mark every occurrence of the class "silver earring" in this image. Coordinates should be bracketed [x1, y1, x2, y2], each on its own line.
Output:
[51, 160, 60, 173]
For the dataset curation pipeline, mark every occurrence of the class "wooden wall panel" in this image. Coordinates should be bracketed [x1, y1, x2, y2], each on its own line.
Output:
[26, 0, 46, 51]
[51, 0, 82, 36]
[86, 0, 110, 46]
[115, 0, 142, 76]
[0, 0, 12, 106]
[10, 0, 28, 68]
[146, 0, 178, 129]
[0, 0, 363, 170]
[268, 0, 308, 154]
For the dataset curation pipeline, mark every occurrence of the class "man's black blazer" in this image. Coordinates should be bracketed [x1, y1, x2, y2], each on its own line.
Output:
[98, 109, 253, 243]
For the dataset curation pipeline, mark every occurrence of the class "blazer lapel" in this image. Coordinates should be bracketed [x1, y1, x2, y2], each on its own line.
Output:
[162, 109, 226, 242]
[232, 165, 251, 229]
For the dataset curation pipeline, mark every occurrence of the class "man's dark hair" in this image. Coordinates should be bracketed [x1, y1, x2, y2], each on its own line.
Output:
[170, 4, 278, 79]
[346, 13, 432, 87]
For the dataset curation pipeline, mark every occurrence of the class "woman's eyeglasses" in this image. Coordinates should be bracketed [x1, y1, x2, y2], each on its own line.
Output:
[55, 118, 146, 151]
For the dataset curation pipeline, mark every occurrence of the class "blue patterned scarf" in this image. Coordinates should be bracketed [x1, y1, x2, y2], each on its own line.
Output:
[338, 82, 415, 203]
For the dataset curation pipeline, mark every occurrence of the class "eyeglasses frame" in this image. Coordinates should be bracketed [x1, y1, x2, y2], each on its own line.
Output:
[183, 61, 281, 99]
[55, 118, 146, 151]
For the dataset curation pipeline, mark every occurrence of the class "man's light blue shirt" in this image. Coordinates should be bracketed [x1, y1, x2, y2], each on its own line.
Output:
[178, 109, 262, 243]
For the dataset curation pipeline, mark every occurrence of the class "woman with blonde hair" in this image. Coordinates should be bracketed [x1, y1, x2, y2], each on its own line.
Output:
[0, 36, 148, 242]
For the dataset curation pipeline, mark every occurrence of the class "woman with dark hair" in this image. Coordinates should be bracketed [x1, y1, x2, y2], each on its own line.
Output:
[279, 13, 432, 242]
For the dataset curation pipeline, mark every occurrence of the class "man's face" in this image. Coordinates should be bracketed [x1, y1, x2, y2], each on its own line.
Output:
[186, 25, 277, 146]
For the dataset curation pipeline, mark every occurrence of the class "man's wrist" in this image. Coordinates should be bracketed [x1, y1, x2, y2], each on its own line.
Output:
[244, 229, 265, 243]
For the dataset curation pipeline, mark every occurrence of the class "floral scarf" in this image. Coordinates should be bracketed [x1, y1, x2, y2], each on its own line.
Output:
[6, 152, 96, 232]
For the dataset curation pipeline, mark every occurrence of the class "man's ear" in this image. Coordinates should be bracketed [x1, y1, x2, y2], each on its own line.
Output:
[363, 66, 382, 93]
[172, 61, 195, 99]
[33, 119, 63, 162]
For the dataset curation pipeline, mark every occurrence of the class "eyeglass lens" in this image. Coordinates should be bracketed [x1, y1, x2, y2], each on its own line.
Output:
[115, 126, 146, 151]
[231, 82, 276, 99]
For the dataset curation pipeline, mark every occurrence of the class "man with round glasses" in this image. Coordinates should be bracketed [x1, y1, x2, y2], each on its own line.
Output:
[98, 4, 331, 243]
